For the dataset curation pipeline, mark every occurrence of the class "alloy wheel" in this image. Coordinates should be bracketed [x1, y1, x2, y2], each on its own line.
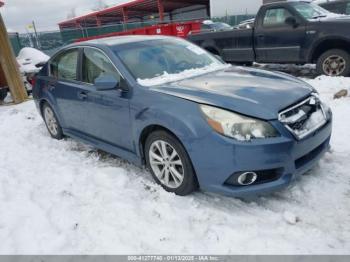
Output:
[44, 106, 59, 136]
[149, 140, 184, 189]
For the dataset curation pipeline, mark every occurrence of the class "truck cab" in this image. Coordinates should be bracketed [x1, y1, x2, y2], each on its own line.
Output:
[188, 1, 350, 76]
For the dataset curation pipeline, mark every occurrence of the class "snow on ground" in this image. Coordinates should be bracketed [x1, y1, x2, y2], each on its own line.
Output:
[254, 63, 316, 78]
[0, 75, 350, 254]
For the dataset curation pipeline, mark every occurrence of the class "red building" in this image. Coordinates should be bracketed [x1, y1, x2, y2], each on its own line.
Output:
[59, 0, 210, 30]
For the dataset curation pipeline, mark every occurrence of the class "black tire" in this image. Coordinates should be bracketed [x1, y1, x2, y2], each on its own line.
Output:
[145, 130, 198, 196]
[316, 49, 350, 77]
[42, 102, 64, 140]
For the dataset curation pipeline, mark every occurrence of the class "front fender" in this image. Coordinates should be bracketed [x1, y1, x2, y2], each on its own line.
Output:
[131, 93, 209, 158]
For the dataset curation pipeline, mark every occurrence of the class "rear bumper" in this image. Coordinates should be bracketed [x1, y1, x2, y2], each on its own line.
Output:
[188, 116, 332, 197]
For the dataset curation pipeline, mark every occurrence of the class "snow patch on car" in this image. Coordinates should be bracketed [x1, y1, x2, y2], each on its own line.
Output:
[137, 63, 231, 86]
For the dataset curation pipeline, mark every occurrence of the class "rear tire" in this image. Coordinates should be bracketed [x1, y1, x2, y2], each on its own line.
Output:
[316, 49, 350, 76]
[42, 103, 63, 140]
[145, 130, 198, 196]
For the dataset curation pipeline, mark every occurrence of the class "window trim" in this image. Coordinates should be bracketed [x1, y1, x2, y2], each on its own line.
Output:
[48, 45, 125, 86]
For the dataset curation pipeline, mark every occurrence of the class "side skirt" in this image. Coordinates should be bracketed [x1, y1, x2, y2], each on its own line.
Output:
[63, 128, 143, 166]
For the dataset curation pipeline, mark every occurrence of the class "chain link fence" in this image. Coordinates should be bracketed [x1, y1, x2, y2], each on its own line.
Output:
[8, 32, 22, 56]
[11, 14, 255, 56]
[212, 14, 255, 26]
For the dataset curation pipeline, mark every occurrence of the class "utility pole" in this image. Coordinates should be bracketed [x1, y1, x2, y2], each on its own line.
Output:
[32, 20, 41, 49]
[0, 2, 28, 103]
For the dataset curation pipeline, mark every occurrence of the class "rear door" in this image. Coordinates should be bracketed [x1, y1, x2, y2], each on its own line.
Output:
[254, 6, 306, 63]
[48, 48, 88, 132]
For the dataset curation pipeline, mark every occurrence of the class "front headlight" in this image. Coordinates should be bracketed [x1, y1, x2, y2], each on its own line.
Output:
[200, 105, 279, 141]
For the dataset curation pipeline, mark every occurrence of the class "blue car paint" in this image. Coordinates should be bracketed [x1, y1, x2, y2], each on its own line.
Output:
[33, 36, 332, 197]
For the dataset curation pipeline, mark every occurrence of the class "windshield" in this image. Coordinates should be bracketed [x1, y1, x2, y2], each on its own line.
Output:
[114, 38, 226, 85]
[291, 2, 331, 19]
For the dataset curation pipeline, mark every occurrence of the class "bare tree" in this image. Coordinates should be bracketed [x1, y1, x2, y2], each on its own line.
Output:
[66, 7, 77, 19]
[92, 0, 108, 11]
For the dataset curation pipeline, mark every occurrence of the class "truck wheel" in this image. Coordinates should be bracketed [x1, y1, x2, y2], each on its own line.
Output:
[316, 49, 350, 77]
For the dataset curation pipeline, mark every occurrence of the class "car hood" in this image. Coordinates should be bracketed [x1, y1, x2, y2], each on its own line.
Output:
[150, 66, 313, 120]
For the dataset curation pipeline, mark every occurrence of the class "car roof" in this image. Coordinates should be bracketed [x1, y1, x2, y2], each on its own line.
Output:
[71, 35, 174, 48]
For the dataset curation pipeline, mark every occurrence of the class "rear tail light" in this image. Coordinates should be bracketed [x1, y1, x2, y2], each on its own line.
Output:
[29, 76, 36, 87]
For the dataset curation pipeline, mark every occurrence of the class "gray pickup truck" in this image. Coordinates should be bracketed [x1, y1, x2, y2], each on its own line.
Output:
[188, 1, 350, 76]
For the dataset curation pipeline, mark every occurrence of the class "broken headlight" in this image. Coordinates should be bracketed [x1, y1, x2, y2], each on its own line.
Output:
[200, 104, 279, 141]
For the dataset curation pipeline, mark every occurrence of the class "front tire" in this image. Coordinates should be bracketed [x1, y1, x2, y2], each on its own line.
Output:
[316, 49, 350, 77]
[145, 131, 198, 196]
[42, 103, 63, 140]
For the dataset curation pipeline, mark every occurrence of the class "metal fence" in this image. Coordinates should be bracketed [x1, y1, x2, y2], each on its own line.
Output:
[11, 14, 256, 56]
[8, 32, 22, 56]
[212, 14, 255, 26]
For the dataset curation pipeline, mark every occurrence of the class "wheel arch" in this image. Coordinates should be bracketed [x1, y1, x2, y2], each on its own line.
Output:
[138, 123, 200, 190]
[138, 124, 186, 164]
[310, 38, 350, 63]
[38, 98, 66, 128]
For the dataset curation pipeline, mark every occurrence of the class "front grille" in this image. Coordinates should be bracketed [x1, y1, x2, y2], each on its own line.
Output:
[279, 94, 327, 140]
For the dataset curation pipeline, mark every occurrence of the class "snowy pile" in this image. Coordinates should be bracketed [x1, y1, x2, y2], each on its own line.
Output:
[17, 47, 50, 74]
[0, 75, 349, 254]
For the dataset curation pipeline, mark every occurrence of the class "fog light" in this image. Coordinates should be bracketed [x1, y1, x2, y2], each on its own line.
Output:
[237, 172, 258, 186]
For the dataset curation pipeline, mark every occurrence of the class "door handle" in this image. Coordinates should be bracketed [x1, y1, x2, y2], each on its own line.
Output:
[78, 91, 88, 100]
[257, 34, 265, 38]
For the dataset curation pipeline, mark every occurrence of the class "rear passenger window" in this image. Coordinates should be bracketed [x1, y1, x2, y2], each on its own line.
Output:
[50, 49, 78, 81]
[263, 8, 293, 26]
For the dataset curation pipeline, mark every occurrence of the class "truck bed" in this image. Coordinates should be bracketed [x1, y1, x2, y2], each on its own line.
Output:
[188, 28, 255, 62]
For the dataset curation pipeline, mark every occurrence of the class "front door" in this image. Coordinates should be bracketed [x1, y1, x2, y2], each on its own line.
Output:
[76, 47, 133, 151]
[255, 7, 306, 63]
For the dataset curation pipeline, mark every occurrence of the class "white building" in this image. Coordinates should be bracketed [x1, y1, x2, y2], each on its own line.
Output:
[210, 0, 263, 17]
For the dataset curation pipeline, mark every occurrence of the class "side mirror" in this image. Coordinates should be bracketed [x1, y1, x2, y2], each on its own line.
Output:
[285, 17, 298, 27]
[94, 74, 119, 91]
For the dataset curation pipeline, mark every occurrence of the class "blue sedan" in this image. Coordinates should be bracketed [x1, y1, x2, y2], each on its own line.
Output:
[33, 36, 332, 197]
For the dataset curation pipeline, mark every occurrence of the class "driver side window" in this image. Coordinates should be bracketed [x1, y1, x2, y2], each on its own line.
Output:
[82, 48, 121, 85]
[263, 8, 293, 27]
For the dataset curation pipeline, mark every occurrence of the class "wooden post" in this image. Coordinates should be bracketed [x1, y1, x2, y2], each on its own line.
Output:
[0, 11, 28, 103]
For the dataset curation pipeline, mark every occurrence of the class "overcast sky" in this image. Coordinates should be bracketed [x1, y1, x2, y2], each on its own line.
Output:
[0, 0, 128, 32]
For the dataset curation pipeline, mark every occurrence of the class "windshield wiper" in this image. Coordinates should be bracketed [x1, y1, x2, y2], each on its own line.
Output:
[311, 14, 327, 19]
